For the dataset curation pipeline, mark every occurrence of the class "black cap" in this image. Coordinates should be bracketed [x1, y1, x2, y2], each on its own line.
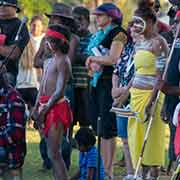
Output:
[0, 0, 21, 13]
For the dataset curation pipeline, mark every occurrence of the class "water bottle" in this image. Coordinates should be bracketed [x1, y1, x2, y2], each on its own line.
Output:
[99, 45, 109, 56]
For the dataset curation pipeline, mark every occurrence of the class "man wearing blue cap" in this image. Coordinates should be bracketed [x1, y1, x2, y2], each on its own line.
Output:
[0, 0, 29, 87]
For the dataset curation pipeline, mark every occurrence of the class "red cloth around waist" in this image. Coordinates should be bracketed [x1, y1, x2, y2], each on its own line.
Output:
[39, 96, 73, 136]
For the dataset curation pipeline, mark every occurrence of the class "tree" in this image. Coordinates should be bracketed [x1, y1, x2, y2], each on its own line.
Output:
[18, 0, 85, 19]
[19, 0, 51, 19]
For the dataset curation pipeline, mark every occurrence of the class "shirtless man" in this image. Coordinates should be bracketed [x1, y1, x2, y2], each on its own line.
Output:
[32, 24, 72, 180]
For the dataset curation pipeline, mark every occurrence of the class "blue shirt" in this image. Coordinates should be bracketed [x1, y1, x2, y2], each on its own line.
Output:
[78, 32, 92, 55]
[79, 146, 104, 180]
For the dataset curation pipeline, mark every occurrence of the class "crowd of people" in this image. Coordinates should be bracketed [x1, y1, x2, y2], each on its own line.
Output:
[1, 0, 180, 180]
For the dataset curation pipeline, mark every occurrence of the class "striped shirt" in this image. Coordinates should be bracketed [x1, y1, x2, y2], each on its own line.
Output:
[72, 32, 92, 88]
[79, 146, 104, 180]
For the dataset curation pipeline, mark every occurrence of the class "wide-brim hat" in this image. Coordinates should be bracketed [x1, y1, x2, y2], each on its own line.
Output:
[0, 0, 21, 13]
[45, 3, 74, 21]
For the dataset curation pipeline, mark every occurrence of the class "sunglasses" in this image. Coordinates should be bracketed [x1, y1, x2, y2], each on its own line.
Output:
[129, 16, 146, 33]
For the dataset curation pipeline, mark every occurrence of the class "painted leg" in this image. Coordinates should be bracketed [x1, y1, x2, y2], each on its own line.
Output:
[47, 122, 68, 180]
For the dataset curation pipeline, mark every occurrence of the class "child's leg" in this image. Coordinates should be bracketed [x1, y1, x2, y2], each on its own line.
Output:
[61, 135, 71, 170]
[39, 137, 52, 169]
[47, 122, 68, 180]
[121, 138, 134, 175]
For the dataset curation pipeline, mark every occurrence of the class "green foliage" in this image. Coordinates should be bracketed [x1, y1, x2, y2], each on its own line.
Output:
[18, 0, 85, 20]
[19, 0, 52, 19]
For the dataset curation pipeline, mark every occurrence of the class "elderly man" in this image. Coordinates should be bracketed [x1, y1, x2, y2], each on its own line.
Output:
[0, 0, 29, 87]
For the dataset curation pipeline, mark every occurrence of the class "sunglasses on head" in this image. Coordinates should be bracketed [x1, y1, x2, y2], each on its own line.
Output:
[129, 16, 147, 34]
[131, 16, 146, 27]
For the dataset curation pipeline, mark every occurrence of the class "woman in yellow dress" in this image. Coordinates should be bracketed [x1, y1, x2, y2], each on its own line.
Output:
[128, 1, 169, 179]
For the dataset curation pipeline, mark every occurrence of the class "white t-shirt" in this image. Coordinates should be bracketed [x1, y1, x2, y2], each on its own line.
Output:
[16, 67, 39, 89]
[16, 34, 44, 89]
[30, 33, 45, 52]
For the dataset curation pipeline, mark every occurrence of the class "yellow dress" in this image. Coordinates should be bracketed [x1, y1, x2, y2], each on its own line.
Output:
[128, 50, 166, 167]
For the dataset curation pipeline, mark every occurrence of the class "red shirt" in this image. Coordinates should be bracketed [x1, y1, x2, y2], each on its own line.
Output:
[157, 20, 171, 33]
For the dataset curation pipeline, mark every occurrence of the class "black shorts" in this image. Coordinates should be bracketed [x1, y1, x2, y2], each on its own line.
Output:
[89, 79, 117, 139]
[17, 87, 38, 107]
[73, 88, 91, 127]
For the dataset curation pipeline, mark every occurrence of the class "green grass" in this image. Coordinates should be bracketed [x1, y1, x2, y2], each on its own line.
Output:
[23, 127, 125, 180]
[21, 125, 171, 179]
[24, 128, 79, 180]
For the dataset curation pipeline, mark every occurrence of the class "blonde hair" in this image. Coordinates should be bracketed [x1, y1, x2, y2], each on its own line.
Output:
[19, 39, 36, 69]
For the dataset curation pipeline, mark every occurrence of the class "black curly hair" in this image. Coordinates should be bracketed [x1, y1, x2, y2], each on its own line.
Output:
[135, 0, 157, 24]
[75, 127, 96, 147]
[73, 6, 90, 23]
[46, 24, 70, 54]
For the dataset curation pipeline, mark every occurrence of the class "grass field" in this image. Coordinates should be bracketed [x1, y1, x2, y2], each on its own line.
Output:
[22, 125, 171, 180]
[23, 127, 125, 180]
